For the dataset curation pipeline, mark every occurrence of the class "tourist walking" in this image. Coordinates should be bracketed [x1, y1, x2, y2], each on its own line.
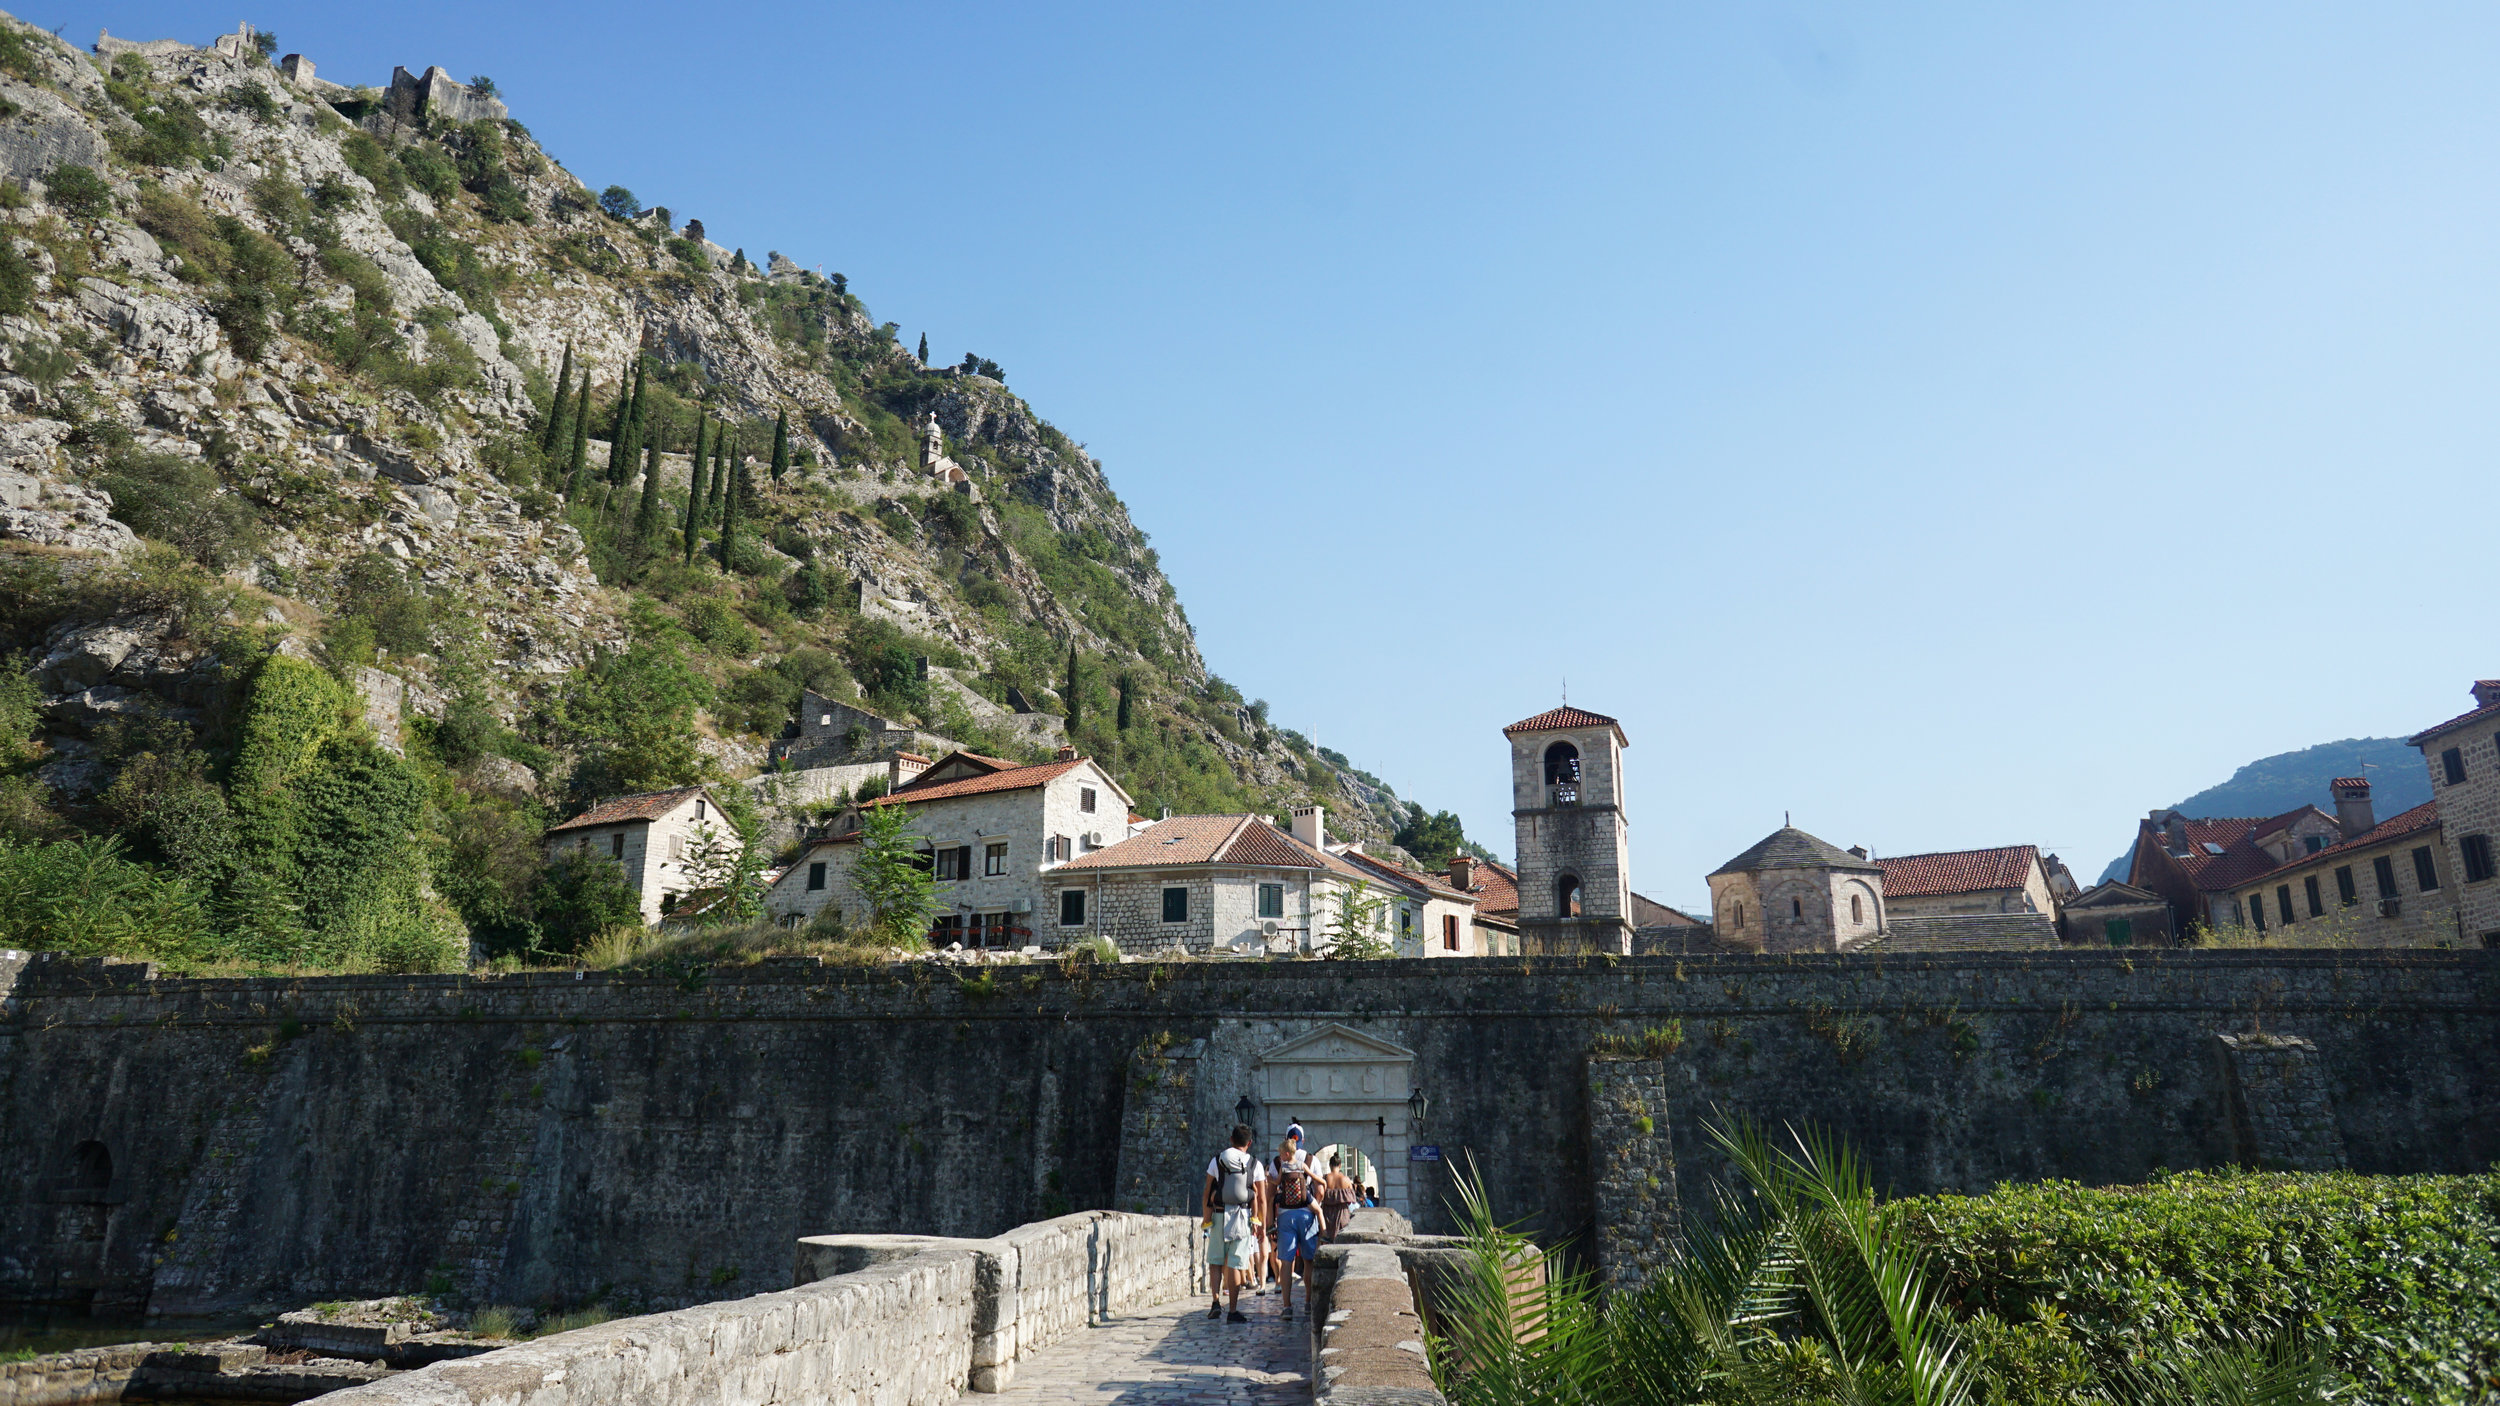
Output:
[1270, 1144, 1320, 1322]
[1319, 1153, 1359, 1241]
[1202, 1125, 1265, 1324]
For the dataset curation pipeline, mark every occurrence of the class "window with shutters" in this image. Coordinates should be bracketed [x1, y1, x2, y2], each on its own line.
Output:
[984, 842, 1008, 877]
[1162, 886, 1189, 923]
[2276, 886, 2294, 925]
[610, 832, 625, 859]
[929, 914, 964, 945]
[806, 862, 826, 892]
[935, 847, 973, 881]
[2334, 866, 2356, 905]
[1059, 889, 1086, 926]
[2443, 748, 2467, 784]
[2374, 855, 2399, 898]
[1081, 787, 1098, 813]
[1256, 883, 1284, 918]
[2304, 875, 2322, 917]
[2465, 835, 2497, 884]
[2249, 894, 2266, 931]
[2415, 846, 2443, 890]
[668, 835, 684, 861]
[1443, 914, 1459, 950]
[2304, 835, 2325, 854]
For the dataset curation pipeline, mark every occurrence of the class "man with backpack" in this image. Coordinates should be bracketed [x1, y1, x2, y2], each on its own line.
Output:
[1269, 1143, 1320, 1321]
[1202, 1125, 1265, 1323]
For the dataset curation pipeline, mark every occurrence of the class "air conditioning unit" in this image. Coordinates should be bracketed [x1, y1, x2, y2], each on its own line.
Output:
[2379, 898, 2403, 919]
[1010, 899, 1032, 914]
[1087, 832, 1104, 848]
[1261, 920, 1279, 937]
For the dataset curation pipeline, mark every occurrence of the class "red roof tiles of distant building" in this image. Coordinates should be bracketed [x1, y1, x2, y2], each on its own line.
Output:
[2234, 802, 2443, 890]
[1503, 706, 1626, 740]
[1876, 845, 2040, 899]
[866, 758, 1087, 807]
[1053, 815, 1371, 881]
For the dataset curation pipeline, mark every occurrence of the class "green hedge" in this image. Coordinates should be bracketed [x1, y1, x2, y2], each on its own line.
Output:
[1892, 1169, 2500, 1405]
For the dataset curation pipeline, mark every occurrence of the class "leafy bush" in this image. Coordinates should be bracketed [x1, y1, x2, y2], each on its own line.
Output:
[544, 638, 711, 796]
[397, 142, 458, 202]
[679, 594, 756, 657]
[209, 215, 293, 361]
[221, 83, 277, 123]
[532, 850, 645, 956]
[93, 448, 262, 568]
[108, 90, 212, 168]
[0, 834, 214, 962]
[1897, 1169, 2500, 1404]
[339, 131, 407, 204]
[0, 24, 43, 83]
[44, 163, 110, 218]
[0, 242, 34, 316]
[598, 185, 640, 219]
[665, 237, 707, 270]
[840, 617, 930, 718]
[480, 176, 529, 224]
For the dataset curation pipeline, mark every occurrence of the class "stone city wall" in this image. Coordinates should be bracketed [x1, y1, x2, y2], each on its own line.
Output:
[4, 949, 2499, 1314]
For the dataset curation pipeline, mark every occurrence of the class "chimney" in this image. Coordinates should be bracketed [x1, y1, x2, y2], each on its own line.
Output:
[1055, 744, 1076, 762]
[1846, 845, 1869, 860]
[1291, 804, 1325, 851]
[1449, 856, 1476, 891]
[2331, 777, 2375, 840]
[2474, 680, 2500, 710]
[889, 751, 931, 793]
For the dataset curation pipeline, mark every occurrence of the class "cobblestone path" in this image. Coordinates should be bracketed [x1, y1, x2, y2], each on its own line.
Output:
[972, 1289, 1307, 1406]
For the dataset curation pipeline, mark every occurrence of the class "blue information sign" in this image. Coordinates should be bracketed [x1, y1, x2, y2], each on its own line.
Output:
[1409, 1144, 1442, 1162]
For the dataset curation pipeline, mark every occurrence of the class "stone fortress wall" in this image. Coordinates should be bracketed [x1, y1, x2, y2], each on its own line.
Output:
[2, 948, 2496, 1314]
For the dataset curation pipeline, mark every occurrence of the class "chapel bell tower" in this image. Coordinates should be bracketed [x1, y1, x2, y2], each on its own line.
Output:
[1505, 706, 1633, 955]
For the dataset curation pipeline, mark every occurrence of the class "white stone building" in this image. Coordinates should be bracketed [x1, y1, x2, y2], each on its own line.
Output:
[1048, 807, 1387, 957]
[1332, 843, 1486, 957]
[545, 786, 742, 926]
[2411, 679, 2500, 948]
[762, 748, 1134, 947]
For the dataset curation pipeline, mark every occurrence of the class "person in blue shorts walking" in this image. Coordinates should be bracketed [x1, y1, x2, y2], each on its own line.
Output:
[1268, 1144, 1320, 1322]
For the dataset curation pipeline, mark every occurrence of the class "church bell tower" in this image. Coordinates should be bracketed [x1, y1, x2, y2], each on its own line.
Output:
[1505, 706, 1633, 955]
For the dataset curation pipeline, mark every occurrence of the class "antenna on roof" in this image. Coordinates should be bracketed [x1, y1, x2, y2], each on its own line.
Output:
[1784, 810, 1791, 827]
[1561, 676, 1567, 704]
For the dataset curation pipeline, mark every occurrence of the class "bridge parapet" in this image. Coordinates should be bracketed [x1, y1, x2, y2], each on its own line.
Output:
[318, 1211, 1198, 1405]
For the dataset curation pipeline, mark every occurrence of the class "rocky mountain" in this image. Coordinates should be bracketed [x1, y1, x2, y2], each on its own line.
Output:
[0, 17, 1454, 968]
[2094, 736, 2435, 884]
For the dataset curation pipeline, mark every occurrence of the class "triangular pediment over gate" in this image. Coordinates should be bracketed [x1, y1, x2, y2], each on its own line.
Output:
[1257, 1022, 1415, 1066]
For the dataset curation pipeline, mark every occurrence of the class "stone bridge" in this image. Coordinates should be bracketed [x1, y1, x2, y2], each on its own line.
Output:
[311, 1208, 1444, 1406]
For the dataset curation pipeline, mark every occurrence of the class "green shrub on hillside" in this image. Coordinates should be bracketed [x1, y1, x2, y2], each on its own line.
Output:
[44, 164, 111, 219]
[94, 448, 261, 568]
[0, 834, 214, 961]
[1896, 1168, 2500, 1404]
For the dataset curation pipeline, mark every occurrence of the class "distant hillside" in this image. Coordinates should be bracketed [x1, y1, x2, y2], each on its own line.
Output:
[2096, 737, 2434, 883]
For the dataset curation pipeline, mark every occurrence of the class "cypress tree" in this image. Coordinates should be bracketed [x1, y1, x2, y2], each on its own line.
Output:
[769, 409, 790, 484]
[716, 432, 741, 572]
[541, 341, 574, 454]
[708, 428, 731, 527]
[609, 358, 646, 486]
[916, 332, 928, 364]
[633, 432, 664, 543]
[1064, 645, 1082, 730]
[682, 416, 709, 565]
[563, 362, 594, 499]
[1116, 674, 1132, 730]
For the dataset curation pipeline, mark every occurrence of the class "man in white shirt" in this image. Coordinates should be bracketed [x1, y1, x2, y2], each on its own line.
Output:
[1202, 1124, 1267, 1323]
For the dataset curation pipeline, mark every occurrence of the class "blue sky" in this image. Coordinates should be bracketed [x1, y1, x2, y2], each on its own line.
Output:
[66, 2, 2500, 908]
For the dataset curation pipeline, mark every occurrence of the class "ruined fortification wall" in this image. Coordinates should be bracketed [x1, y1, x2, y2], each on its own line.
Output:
[2, 949, 2495, 1314]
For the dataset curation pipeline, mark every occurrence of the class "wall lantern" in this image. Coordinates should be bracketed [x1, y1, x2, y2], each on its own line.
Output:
[1408, 1086, 1429, 1131]
[1235, 1093, 1257, 1131]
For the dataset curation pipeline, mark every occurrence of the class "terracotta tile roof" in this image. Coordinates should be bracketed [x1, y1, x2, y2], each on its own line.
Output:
[2408, 697, 2500, 745]
[1875, 845, 2040, 899]
[1053, 815, 1371, 879]
[2329, 777, 2371, 795]
[1458, 858, 1521, 919]
[2141, 811, 2326, 892]
[2234, 801, 2443, 889]
[866, 758, 1086, 807]
[1503, 705, 1626, 742]
[548, 786, 708, 833]
[1335, 847, 1476, 903]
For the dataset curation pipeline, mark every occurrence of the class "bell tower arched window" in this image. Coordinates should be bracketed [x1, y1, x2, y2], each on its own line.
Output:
[1543, 742, 1581, 806]
[1556, 873, 1583, 918]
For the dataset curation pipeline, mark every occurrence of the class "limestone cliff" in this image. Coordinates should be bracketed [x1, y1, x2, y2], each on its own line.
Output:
[0, 13, 1433, 906]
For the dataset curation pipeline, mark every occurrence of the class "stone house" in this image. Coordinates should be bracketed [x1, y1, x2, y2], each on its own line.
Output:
[2223, 785, 2455, 946]
[760, 748, 1132, 947]
[2410, 679, 2500, 948]
[1048, 809, 1383, 957]
[1445, 855, 1521, 956]
[2061, 880, 2176, 946]
[1505, 705, 1636, 955]
[772, 690, 949, 771]
[1331, 841, 1484, 957]
[1707, 825, 1886, 953]
[1875, 845, 2068, 919]
[2126, 803, 2347, 933]
[545, 787, 741, 926]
